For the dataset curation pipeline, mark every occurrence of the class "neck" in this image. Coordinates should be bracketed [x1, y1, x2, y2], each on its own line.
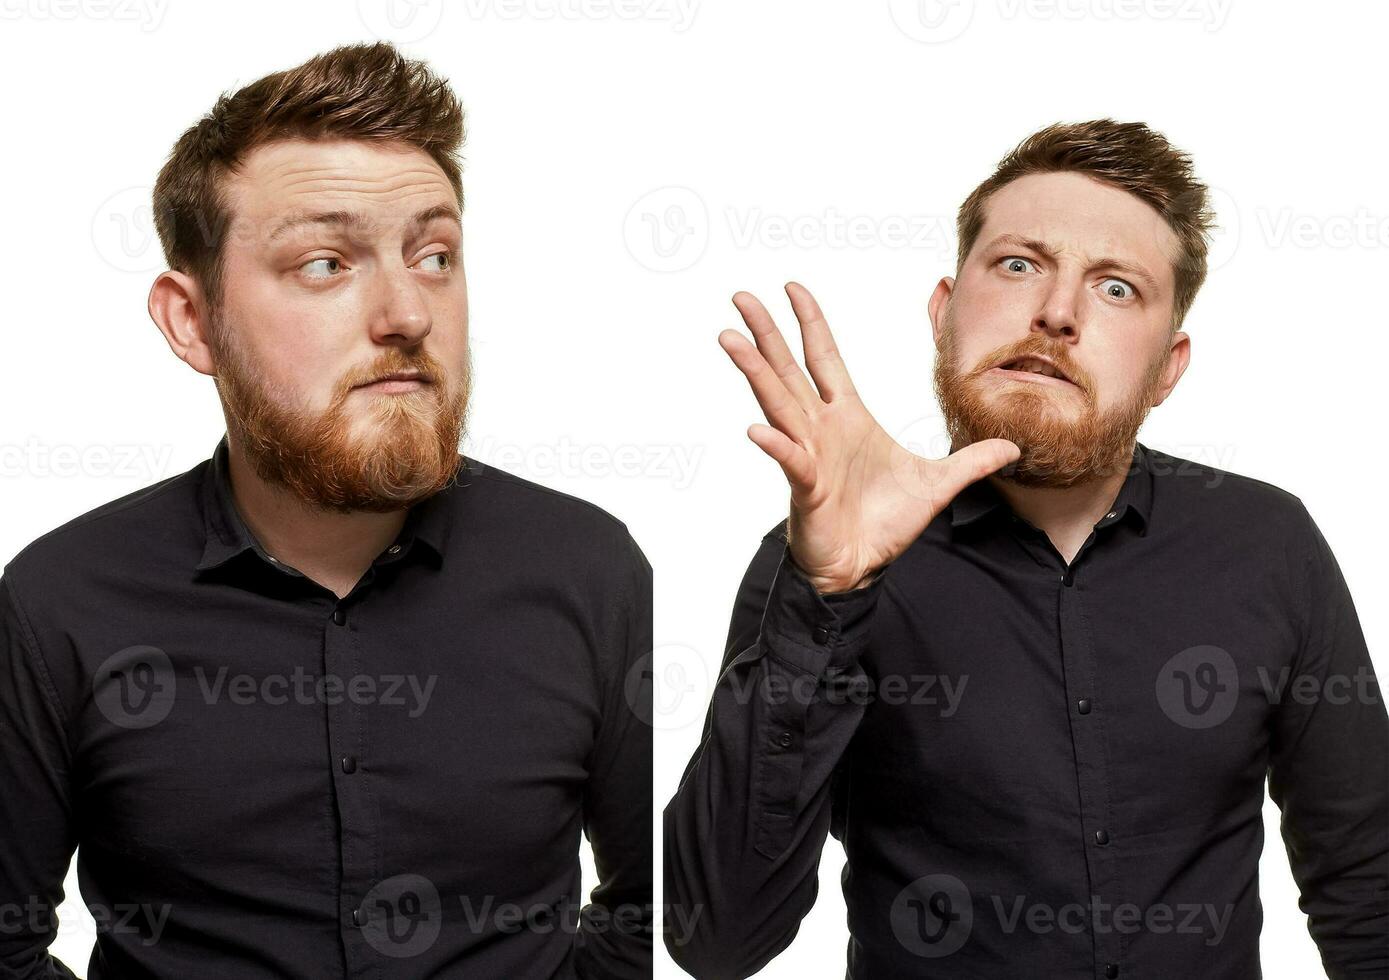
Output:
[984, 444, 1134, 565]
[225, 436, 409, 599]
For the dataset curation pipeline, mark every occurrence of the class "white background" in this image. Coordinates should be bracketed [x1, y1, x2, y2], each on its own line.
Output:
[1, 1, 1386, 977]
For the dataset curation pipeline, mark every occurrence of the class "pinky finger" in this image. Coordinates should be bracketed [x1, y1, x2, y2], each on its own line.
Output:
[748, 423, 816, 490]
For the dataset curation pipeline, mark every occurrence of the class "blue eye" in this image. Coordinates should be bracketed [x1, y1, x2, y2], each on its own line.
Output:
[1001, 256, 1036, 274]
[1100, 277, 1135, 300]
[301, 257, 342, 279]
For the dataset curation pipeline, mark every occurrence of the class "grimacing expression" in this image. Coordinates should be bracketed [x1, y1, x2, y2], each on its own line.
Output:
[931, 171, 1190, 488]
[208, 138, 472, 512]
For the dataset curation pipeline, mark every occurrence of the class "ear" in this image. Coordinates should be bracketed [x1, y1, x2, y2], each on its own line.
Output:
[148, 271, 217, 378]
[927, 276, 955, 347]
[1152, 329, 1191, 407]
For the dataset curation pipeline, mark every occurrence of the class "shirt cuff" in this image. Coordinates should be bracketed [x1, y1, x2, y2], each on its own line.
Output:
[759, 546, 884, 676]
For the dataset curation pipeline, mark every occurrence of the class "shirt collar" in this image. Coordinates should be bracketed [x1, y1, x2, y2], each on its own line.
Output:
[196, 434, 460, 574]
[949, 440, 1153, 536]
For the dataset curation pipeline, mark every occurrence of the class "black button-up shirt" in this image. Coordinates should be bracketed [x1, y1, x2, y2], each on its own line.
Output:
[1, 435, 652, 979]
[665, 440, 1388, 979]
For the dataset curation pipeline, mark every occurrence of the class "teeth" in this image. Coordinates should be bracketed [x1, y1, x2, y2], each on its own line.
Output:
[1004, 358, 1062, 380]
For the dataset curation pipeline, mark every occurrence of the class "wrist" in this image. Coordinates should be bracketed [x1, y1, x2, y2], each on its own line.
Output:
[803, 565, 882, 596]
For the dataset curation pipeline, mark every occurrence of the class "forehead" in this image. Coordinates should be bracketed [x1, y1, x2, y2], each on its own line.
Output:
[223, 138, 457, 246]
[972, 171, 1178, 288]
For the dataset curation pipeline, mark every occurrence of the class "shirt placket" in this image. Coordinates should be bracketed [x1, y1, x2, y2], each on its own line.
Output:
[321, 571, 382, 979]
[1021, 514, 1126, 980]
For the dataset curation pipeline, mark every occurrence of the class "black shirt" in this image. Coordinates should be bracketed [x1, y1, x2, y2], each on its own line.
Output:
[664, 440, 1388, 979]
[0, 435, 652, 979]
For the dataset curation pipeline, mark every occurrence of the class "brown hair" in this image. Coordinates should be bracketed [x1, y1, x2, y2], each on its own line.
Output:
[152, 41, 465, 310]
[955, 118, 1216, 332]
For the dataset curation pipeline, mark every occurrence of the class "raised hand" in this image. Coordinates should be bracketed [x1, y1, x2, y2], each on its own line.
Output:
[719, 282, 1020, 594]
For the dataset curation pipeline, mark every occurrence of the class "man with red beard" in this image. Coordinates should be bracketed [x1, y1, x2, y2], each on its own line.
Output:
[0, 43, 651, 979]
[664, 119, 1386, 979]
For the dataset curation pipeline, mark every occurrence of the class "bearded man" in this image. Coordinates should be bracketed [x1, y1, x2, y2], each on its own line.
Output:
[0, 42, 651, 980]
[664, 119, 1387, 980]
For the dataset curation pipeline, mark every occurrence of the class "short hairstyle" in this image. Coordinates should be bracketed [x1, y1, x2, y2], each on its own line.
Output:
[152, 41, 465, 309]
[955, 118, 1216, 332]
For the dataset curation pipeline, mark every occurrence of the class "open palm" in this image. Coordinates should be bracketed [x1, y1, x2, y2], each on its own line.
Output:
[720, 282, 1020, 594]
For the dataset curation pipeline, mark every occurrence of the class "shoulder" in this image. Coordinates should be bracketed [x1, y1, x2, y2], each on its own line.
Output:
[1144, 443, 1311, 536]
[455, 455, 648, 580]
[3, 462, 205, 592]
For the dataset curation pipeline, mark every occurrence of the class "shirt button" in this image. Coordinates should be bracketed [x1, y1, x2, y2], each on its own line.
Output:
[1077, 698, 1092, 715]
[1105, 510, 1117, 519]
[1105, 964, 1120, 978]
[387, 544, 401, 555]
[341, 755, 357, 774]
[775, 731, 793, 748]
[1094, 829, 1110, 846]
[811, 626, 832, 645]
[332, 608, 346, 626]
[352, 907, 367, 927]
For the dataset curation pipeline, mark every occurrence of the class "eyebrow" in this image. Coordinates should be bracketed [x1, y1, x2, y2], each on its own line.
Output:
[268, 203, 462, 243]
[981, 232, 1161, 294]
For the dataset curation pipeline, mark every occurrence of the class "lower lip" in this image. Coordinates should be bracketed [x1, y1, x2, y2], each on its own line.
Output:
[357, 379, 429, 394]
[987, 366, 1077, 389]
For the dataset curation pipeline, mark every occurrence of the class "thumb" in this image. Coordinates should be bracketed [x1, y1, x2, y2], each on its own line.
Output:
[936, 438, 1021, 500]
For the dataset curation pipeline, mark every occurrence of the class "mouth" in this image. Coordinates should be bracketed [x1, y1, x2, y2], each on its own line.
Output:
[354, 371, 432, 393]
[989, 355, 1077, 388]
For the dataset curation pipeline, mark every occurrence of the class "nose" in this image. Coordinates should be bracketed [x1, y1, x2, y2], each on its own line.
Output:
[368, 259, 433, 346]
[1030, 272, 1083, 342]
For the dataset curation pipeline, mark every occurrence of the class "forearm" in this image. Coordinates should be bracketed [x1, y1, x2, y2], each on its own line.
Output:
[663, 548, 881, 979]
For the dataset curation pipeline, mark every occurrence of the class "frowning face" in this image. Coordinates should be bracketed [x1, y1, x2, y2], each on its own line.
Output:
[930, 170, 1191, 487]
